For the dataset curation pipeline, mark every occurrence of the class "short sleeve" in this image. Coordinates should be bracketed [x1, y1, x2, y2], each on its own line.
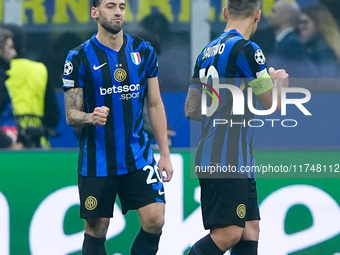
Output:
[62, 50, 85, 91]
[237, 41, 273, 95]
[237, 41, 267, 78]
[144, 42, 159, 78]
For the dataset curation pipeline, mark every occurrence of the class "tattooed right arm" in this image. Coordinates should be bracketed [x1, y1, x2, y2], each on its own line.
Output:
[185, 87, 202, 121]
[64, 88, 93, 128]
[64, 88, 110, 128]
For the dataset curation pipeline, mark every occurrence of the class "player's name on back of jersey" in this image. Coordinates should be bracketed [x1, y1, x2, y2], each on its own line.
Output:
[202, 43, 226, 60]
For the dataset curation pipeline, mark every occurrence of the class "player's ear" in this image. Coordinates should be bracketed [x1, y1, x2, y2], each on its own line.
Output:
[255, 9, 261, 23]
[91, 6, 99, 19]
[223, 7, 228, 20]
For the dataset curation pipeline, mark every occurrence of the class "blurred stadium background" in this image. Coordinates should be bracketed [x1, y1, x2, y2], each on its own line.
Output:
[1, 0, 340, 254]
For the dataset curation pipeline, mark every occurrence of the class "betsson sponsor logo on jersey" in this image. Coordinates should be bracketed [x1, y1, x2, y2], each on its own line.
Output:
[100, 84, 140, 100]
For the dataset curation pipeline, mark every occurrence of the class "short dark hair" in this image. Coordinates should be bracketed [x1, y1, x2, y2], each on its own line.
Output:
[227, 0, 261, 18]
[92, 0, 102, 7]
[0, 28, 13, 51]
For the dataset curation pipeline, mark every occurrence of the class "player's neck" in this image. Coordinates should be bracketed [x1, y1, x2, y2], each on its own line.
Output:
[224, 18, 254, 40]
[96, 28, 124, 52]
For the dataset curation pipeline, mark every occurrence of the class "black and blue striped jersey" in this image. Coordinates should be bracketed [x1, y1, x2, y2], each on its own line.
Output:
[63, 34, 158, 177]
[192, 29, 268, 178]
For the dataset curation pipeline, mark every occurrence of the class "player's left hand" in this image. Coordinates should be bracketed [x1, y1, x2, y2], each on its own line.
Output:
[158, 155, 174, 182]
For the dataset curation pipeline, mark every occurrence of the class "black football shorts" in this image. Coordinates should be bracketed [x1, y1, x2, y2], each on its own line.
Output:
[78, 161, 165, 218]
[199, 176, 260, 229]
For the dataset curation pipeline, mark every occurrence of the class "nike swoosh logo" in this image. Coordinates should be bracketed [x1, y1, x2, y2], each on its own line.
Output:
[158, 190, 165, 196]
[93, 62, 107, 70]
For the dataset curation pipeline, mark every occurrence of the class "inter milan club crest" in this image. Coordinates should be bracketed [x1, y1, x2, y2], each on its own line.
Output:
[114, 68, 127, 82]
[131, 52, 141, 65]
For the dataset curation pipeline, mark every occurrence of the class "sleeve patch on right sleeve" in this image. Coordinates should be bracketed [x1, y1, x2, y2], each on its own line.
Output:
[62, 79, 75, 88]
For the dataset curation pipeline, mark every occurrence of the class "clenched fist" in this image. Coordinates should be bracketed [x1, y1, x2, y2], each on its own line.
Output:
[269, 67, 289, 88]
[91, 106, 110, 126]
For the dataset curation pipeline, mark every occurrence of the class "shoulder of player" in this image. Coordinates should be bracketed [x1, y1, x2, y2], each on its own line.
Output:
[239, 40, 265, 59]
[242, 40, 261, 51]
[246, 39, 260, 47]
[125, 33, 155, 51]
[65, 39, 91, 66]
[66, 40, 87, 60]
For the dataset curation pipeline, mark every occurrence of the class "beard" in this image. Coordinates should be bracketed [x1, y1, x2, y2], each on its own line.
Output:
[99, 15, 125, 35]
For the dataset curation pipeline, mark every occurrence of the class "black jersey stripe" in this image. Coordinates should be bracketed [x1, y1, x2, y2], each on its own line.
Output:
[208, 36, 246, 165]
[132, 37, 141, 50]
[242, 43, 260, 176]
[143, 137, 151, 161]
[224, 39, 248, 169]
[119, 35, 138, 172]
[134, 96, 145, 149]
[78, 48, 97, 176]
[91, 40, 117, 176]
[148, 51, 158, 76]
[138, 62, 146, 79]
[144, 47, 151, 65]
[241, 88, 250, 170]
[139, 75, 147, 97]
[243, 43, 261, 77]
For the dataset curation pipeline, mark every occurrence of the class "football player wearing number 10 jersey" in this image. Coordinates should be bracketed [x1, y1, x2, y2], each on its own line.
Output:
[62, 0, 173, 254]
[185, 0, 289, 254]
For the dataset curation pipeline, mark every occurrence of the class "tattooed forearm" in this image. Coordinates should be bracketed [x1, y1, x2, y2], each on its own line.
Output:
[185, 87, 202, 121]
[64, 88, 93, 128]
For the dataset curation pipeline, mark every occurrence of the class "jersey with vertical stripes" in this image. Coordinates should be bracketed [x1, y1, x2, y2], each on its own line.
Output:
[192, 29, 268, 178]
[62, 34, 158, 177]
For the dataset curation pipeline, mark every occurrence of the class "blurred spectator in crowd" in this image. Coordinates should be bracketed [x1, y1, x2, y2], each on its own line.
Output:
[2, 24, 60, 148]
[299, 3, 340, 77]
[267, 0, 305, 60]
[139, 12, 190, 92]
[251, 13, 276, 56]
[0, 28, 22, 149]
[321, 0, 340, 28]
[266, 0, 318, 78]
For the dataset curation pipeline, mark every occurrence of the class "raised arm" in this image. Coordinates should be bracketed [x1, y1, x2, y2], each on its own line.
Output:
[255, 67, 289, 112]
[147, 77, 173, 182]
[64, 88, 109, 128]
